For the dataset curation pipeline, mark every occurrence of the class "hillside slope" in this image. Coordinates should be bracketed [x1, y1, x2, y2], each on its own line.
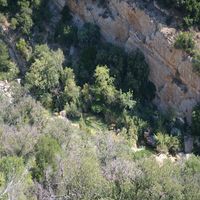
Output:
[65, 0, 200, 122]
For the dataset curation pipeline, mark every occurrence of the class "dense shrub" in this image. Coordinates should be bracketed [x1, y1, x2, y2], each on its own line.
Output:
[77, 41, 155, 100]
[87, 66, 135, 118]
[0, 40, 19, 80]
[0, 156, 32, 199]
[155, 132, 181, 153]
[174, 32, 195, 54]
[55, 24, 78, 46]
[62, 68, 81, 119]
[33, 135, 61, 182]
[4, 95, 47, 128]
[25, 45, 64, 108]
[16, 38, 32, 60]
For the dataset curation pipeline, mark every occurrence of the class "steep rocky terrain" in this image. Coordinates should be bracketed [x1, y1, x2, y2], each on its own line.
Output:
[62, 0, 200, 122]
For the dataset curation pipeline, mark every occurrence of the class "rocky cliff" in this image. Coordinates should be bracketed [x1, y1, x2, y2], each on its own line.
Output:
[62, 0, 200, 122]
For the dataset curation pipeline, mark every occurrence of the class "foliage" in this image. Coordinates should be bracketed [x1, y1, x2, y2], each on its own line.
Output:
[0, 2, 198, 199]
[157, 0, 200, 28]
[174, 32, 195, 54]
[0, 0, 7, 7]
[4, 95, 47, 128]
[0, 39, 19, 80]
[0, 156, 32, 199]
[62, 67, 81, 119]
[86, 66, 136, 124]
[192, 104, 200, 136]
[16, 38, 32, 60]
[0, 0, 51, 34]
[96, 46, 154, 99]
[55, 24, 78, 46]
[155, 132, 181, 153]
[25, 44, 64, 105]
[0, 84, 199, 199]
[15, 0, 33, 34]
[133, 149, 153, 160]
[32, 135, 61, 182]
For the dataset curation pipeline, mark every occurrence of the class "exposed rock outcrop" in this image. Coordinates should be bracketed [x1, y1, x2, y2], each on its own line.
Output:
[64, 0, 200, 122]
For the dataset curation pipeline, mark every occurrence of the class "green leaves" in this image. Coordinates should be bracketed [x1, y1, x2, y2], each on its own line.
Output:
[174, 32, 195, 54]
[157, 0, 200, 28]
[0, 40, 19, 81]
[33, 135, 61, 182]
[26, 45, 64, 95]
[0, 156, 32, 199]
[91, 66, 135, 116]
[155, 132, 181, 153]
[0, 156, 24, 183]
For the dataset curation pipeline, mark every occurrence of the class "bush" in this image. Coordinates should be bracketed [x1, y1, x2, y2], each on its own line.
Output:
[0, 39, 19, 80]
[174, 32, 195, 54]
[16, 38, 32, 60]
[25, 45, 64, 105]
[33, 135, 61, 182]
[4, 95, 47, 129]
[55, 24, 78, 46]
[133, 149, 153, 160]
[155, 132, 181, 154]
[0, 156, 32, 199]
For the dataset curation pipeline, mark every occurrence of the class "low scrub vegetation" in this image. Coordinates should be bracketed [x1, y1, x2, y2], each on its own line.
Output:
[174, 32, 195, 54]
[174, 32, 200, 75]
[0, 1, 199, 199]
[0, 85, 200, 199]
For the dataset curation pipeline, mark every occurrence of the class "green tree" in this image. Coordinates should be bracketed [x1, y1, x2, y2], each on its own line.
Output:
[33, 135, 61, 182]
[91, 66, 135, 113]
[26, 45, 64, 98]
[95, 44, 126, 87]
[62, 67, 81, 119]
[93, 65, 116, 104]
[16, 0, 33, 34]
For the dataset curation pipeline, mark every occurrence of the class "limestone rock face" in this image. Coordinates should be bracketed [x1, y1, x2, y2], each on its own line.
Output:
[66, 0, 200, 122]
